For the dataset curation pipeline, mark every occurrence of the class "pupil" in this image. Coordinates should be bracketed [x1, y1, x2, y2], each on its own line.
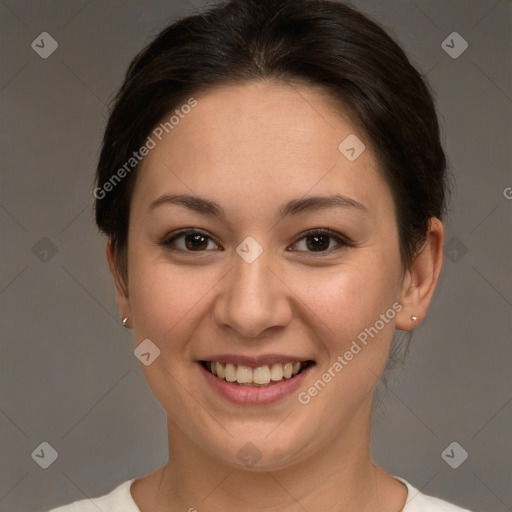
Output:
[185, 234, 208, 250]
[306, 234, 329, 251]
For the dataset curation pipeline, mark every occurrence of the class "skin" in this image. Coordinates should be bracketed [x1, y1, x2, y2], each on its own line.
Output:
[106, 80, 444, 511]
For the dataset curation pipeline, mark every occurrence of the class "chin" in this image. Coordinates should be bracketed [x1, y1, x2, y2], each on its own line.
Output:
[203, 427, 318, 473]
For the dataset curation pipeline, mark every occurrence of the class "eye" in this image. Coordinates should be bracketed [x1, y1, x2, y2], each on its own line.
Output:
[161, 228, 351, 254]
[161, 229, 220, 252]
[290, 229, 351, 254]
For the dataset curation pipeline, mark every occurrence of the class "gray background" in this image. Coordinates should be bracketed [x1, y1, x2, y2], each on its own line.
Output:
[0, 0, 510, 511]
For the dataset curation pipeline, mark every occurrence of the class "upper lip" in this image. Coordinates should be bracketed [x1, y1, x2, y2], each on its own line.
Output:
[198, 354, 314, 367]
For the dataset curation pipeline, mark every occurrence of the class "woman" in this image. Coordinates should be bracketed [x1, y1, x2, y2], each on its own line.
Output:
[48, 0, 471, 510]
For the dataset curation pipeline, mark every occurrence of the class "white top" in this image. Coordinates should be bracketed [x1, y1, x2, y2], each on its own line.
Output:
[46, 476, 472, 511]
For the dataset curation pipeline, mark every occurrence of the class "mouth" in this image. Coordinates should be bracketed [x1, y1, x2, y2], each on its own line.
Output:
[200, 360, 315, 387]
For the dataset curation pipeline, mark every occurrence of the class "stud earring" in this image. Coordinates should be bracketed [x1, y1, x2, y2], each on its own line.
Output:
[122, 316, 129, 328]
[410, 315, 418, 321]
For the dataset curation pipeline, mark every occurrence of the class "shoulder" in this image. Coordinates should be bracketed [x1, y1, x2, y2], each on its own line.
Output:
[45, 478, 139, 512]
[398, 477, 473, 512]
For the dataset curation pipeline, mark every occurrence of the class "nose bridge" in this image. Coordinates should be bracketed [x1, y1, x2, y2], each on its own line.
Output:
[213, 243, 290, 338]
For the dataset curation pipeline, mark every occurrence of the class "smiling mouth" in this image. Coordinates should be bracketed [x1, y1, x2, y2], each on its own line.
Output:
[201, 360, 315, 387]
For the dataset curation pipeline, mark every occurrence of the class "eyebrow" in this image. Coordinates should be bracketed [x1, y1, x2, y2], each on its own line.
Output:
[148, 193, 368, 218]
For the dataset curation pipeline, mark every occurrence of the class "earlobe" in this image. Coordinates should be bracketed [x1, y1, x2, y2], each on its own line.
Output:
[395, 218, 444, 331]
[105, 237, 131, 325]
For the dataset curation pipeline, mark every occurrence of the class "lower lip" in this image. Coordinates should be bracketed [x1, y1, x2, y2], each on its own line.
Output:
[198, 362, 314, 405]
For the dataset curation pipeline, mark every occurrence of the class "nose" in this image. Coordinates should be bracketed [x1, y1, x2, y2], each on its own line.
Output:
[212, 250, 292, 339]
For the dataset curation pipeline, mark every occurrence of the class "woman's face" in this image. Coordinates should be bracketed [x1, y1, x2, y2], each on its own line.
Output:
[116, 81, 411, 470]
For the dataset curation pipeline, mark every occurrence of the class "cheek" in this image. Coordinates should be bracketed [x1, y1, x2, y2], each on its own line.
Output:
[291, 255, 400, 361]
[128, 255, 222, 352]
[290, 266, 400, 420]
[126, 258, 219, 419]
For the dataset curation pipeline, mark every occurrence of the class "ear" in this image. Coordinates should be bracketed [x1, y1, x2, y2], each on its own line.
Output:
[395, 217, 444, 331]
[105, 237, 131, 327]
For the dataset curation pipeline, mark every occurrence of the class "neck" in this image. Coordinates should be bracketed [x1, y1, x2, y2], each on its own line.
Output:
[145, 396, 404, 512]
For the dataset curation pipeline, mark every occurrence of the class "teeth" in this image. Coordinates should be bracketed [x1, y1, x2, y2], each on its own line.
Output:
[253, 366, 271, 384]
[236, 365, 253, 384]
[224, 363, 237, 382]
[205, 361, 307, 386]
[270, 363, 283, 381]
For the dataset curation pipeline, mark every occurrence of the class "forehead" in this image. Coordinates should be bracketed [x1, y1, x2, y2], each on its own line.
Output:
[132, 80, 392, 219]
[164, 80, 365, 168]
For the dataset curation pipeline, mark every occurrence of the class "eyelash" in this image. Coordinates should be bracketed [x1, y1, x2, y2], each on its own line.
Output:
[160, 228, 353, 255]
